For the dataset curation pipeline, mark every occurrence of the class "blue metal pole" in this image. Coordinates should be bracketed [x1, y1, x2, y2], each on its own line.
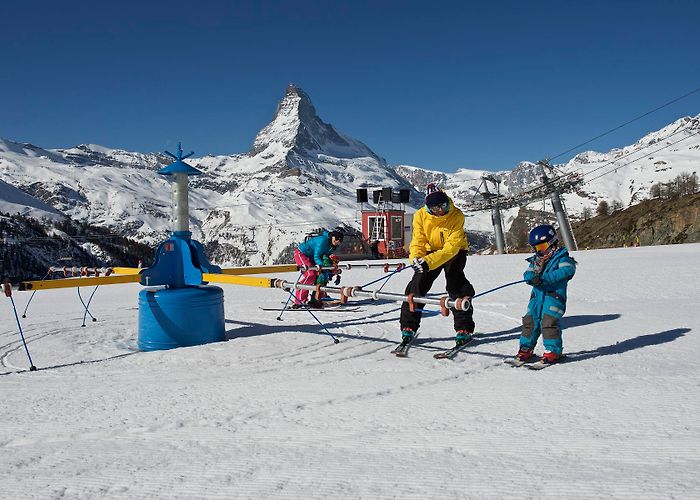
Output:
[21, 269, 51, 318]
[282, 289, 340, 344]
[277, 272, 303, 321]
[78, 286, 99, 327]
[3, 281, 37, 371]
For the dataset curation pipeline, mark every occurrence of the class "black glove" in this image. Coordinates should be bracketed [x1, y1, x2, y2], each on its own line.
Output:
[411, 257, 429, 273]
[528, 274, 542, 286]
[333, 274, 341, 285]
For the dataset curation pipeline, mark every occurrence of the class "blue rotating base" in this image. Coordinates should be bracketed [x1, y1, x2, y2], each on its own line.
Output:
[138, 286, 225, 351]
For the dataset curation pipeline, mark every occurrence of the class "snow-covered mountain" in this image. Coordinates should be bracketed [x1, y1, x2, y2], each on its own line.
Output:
[0, 178, 64, 220]
[396, 114, 700, 234]
[0, 84, 417, 265]
[1, 83, 698, 265]
[189, 84, 419, 264]
[0, 139, 175, 240]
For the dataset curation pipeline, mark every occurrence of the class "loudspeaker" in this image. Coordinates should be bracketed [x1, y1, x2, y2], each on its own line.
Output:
[356, 188, 368, 203]
[382, 187, 393, 202]
[399, 189, 410, 203]
[373, 190, 382, 204]
[391, 192, 400, 203]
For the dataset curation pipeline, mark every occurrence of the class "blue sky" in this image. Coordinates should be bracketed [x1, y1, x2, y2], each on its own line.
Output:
[2, 0, 699, 172]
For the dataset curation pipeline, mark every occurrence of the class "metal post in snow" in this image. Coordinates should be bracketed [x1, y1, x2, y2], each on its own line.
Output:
[277, 272, 303, 321]
[3, 280, 37, 371]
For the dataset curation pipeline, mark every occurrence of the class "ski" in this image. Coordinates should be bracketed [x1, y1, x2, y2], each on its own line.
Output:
[525, 355, 565, 370]
[259, 306, 361, 312]
[391, 333, 420, 357]
[391, 341, 412, 357]
[525, 360, 554, 370]
[504, 357, 530, 367]
[433, 337, 475, 359]
[279, 299, 344, 306]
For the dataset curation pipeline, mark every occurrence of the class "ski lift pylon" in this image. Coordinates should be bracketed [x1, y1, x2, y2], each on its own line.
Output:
[244, 227, 258, 254]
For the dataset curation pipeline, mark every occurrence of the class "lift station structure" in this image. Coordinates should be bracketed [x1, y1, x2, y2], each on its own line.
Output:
[356, 187, 411, 258]
[468, 161, 583, 253]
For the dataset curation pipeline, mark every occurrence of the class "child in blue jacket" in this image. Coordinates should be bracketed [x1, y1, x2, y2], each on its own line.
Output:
[293, 228, 344, 308]
[515, 224, 577, 365]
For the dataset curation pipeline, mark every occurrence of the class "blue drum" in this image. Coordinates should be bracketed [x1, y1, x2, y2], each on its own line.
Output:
[138, 286, 225, 351]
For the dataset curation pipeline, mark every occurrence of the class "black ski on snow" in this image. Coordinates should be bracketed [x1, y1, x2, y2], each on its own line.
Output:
[391, 334, 420, 357]
[391, 341, 413, 357]
[259, 306, 361, 312]
[433, 337, 475, 359]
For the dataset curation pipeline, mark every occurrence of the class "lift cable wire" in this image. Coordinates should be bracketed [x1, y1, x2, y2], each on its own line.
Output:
[580, 127, 697, 182]
[460, 119, 698, 214]
[564, 121, 698, 184]
[582, 130, 700, 185]
[546, 85, 700, 165]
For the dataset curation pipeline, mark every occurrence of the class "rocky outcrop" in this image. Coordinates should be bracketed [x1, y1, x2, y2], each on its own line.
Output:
[573, 193, 700, 248]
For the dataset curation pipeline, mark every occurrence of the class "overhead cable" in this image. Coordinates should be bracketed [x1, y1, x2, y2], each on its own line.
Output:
[548, 85, 700, 163]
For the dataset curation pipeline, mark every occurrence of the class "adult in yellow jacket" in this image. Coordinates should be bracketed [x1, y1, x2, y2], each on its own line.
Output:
[399, 185, 476, 347]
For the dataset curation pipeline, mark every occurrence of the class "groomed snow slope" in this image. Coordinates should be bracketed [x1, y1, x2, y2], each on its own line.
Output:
[1, 244, 698, 499]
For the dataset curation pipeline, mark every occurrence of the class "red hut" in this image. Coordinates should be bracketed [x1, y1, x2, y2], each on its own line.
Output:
[355, 187, 412, 259]
[361, 209, 409, 258]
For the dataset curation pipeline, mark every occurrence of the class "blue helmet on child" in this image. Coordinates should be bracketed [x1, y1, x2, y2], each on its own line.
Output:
[529, 224, 558, 248]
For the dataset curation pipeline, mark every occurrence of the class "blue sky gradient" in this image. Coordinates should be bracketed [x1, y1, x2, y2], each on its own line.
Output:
[2, 0, 699, 171]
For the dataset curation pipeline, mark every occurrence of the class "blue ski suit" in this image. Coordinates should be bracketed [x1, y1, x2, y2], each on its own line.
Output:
[520, 246, 577, 355]
[294, 230, 340, 304]
[298, 230, 336, 265]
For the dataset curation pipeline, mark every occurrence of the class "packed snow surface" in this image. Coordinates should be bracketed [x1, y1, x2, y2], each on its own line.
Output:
[1, 244, 698, 499]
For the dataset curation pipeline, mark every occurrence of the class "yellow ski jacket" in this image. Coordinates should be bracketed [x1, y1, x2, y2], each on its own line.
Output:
[408, 198, 469, 270]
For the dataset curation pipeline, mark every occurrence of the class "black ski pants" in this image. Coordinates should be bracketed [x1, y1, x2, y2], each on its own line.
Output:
[400, 250, 475, 333]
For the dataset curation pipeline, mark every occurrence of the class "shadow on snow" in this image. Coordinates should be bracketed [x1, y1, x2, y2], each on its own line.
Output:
[0, 351, 139, 377]
[565, 328, 690, 363]
[561, 314, 621, 329]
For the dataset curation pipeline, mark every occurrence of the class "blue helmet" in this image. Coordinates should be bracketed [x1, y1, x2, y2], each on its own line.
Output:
[529, 224, 558, 248]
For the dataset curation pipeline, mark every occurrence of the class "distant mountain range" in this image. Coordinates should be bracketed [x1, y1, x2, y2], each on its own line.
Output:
[396, 114, 700, 234]
[1, 83, 698, 269]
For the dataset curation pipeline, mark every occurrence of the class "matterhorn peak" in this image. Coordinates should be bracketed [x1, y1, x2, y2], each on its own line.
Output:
[281, 83, 317, 124]
[251, 84, 383, 166]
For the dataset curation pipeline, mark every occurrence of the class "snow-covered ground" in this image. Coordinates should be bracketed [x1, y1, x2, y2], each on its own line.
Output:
[1, 244, 699, 499]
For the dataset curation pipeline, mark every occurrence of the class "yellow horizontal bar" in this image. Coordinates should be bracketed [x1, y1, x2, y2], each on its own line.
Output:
[203, 273, 275, 288]
[111, 267, 143, 275]
[220, 264, 298, 275]
[19, 274, 141, 291]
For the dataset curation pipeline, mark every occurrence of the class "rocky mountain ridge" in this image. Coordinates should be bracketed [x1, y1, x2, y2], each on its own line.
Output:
[572, 192, 700, 249]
